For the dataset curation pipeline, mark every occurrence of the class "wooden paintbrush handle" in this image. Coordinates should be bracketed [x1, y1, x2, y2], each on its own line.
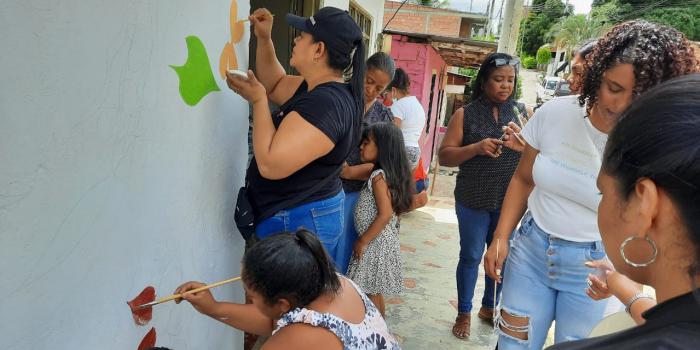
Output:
[153, 277, 241, 306]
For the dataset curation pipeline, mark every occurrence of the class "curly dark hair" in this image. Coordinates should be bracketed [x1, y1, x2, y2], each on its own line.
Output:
[579, 20, 699, 112]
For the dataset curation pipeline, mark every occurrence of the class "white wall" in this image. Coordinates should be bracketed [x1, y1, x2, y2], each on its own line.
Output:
[324, 0, 351, 10]
[0, 1, 249, 349]
[352, 0, 387, 53]
[322, 0, 385, 54]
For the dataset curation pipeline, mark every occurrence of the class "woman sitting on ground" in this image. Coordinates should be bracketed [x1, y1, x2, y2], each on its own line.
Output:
[175, 230, 401, 350]
[549, 74, 700, 350]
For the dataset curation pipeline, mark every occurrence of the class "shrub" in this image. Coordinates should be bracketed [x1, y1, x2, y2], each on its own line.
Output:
[536, 45, 552, 65]
[522, 55, 537, 69]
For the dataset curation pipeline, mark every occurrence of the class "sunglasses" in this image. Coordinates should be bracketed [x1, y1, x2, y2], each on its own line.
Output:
[494, 58, 520, 67]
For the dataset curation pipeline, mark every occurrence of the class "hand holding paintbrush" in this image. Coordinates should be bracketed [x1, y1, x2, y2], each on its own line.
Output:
[247, 8, 275, 41]
[137, 277, 241, 312]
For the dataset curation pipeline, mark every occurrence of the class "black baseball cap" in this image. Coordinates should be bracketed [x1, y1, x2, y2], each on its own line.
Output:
[286, 7, 363, 57]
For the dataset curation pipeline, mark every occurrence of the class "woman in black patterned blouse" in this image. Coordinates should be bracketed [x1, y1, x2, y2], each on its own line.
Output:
[439, 52, 532, 340]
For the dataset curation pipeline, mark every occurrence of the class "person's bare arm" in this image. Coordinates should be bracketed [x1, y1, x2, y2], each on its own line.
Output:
[227, 71, 336, 180]
[484, 144, 539, 281]
[353, 174, 393, 258]
[175, 282, 274, 336]
[249, 8, 304, 105]
[393, 117, 402, 128]
[208, 302, 275, 335]
[586, 261, 656, 325]
[340, 163, 374, 181]
[438, 108, 502, 167]
[253, 110, 335, 180]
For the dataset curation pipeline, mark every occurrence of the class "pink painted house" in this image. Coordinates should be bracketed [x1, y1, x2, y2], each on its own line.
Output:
[388, 34, 447, 173]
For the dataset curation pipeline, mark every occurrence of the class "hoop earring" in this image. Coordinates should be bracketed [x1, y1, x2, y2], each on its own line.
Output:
[313, 57, 319, 63]
[619, 235, 658, 267]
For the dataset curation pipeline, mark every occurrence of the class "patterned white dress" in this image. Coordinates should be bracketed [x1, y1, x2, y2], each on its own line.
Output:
[347, 169, 404, 295]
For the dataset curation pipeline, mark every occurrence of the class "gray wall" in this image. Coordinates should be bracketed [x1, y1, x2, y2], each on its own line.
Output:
[0, 1, 249, 348]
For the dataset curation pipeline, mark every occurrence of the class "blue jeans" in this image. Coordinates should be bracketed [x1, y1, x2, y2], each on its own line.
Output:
[256, 191, 345, 267]
[497, 211, 607, 350]
[455, 203, 502, 313]
[336, 191, 360, 274]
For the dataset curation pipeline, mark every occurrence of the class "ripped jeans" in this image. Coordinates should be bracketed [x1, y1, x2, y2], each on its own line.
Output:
[496, 212, 607, 350]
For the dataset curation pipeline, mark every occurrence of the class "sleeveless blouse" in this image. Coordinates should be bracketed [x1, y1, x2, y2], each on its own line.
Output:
[272, 276, 402, 350]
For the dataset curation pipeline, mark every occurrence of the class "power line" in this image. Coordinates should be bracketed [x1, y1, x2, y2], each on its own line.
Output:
[383, 0, 411, 32]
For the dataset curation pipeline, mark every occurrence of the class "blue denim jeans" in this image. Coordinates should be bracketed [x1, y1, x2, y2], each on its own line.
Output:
[255, 191, 345, 267]
[497, 211, 607, 350]
[336, 191, 360, 274]
[455, 203, 502, 313]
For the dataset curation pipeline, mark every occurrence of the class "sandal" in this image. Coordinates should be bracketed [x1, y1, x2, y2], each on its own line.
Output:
[452, 312, 471, 339]
[477, 306, 495, 325]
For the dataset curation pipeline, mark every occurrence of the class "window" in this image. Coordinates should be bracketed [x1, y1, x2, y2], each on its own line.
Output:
[349, 2, 372, 56]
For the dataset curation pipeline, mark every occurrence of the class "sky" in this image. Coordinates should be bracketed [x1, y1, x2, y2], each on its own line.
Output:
[444, 0, 593, 15]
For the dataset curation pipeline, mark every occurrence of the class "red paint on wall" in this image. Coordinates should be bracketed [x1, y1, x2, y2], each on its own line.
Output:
[137, 327, 157, 350]
[127, 286, 156, 326]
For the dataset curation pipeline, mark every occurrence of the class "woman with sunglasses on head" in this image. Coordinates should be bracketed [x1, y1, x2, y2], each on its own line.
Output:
[483, 21, 699, 350]
[227, 7, 365, 265]
[549, 73, 700, 350]
[438, 52, 531, 340]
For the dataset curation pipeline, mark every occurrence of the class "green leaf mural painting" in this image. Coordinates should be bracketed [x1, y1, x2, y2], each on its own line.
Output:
[170, 36, 221, 106]
[170, 0, 245, 106]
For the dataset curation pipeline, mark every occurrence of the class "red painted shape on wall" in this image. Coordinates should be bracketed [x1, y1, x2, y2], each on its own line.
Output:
[127, 286, 156, 326]
[137, 327, 157, 350]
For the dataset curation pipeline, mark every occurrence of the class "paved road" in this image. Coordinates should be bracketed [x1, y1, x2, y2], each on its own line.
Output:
[518, 68, 540, 107]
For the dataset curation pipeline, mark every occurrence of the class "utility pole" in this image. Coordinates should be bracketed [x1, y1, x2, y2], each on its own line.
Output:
[486, 0, 496, 34]
[497, 0, 525, 55]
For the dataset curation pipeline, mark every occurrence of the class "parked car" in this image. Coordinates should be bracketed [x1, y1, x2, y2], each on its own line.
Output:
[536, 76, 571, 107]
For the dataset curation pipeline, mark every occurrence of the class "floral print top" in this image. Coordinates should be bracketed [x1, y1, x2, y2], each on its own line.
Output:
[272, 275, 402, 350]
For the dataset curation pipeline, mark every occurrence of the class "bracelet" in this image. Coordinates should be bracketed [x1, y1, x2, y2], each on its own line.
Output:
[624, 292, 655, 314]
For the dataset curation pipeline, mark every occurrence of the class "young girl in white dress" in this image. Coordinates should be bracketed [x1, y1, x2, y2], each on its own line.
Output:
[347, 122, 414, 316]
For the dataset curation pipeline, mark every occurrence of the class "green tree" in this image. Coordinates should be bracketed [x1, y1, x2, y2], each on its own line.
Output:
[518, 0, 567, 56]
[536, 45, 552, 65]
[591, 0, 700, 40]
[547, 14, 609, 53]
[642, 5, 700, 41]
[590, 0, 631, 24]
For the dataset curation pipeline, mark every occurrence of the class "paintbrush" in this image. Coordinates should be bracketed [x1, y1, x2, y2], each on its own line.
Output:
[138, 276, 241, 309]
[493, 238, 501, 325]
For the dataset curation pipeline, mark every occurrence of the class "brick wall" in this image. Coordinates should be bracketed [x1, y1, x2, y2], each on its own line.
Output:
[383, 1, 484, 38]
[427, 14, 460, 37]
[383, 11, 428, 33]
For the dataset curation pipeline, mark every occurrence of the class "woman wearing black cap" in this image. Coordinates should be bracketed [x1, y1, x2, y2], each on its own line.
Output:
[227, 7, 366, 265]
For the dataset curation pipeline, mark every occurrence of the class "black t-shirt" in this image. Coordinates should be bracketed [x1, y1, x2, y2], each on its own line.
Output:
[547, 291, 700, 350]
[247, 80, 359, 218]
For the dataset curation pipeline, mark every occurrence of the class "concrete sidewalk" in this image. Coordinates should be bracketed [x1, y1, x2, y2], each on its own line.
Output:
[385, 171, 561, 349]
[384, 173, 500, 349]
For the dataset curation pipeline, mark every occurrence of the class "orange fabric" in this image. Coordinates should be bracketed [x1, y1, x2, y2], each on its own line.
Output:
[413, 158, 427, 181]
